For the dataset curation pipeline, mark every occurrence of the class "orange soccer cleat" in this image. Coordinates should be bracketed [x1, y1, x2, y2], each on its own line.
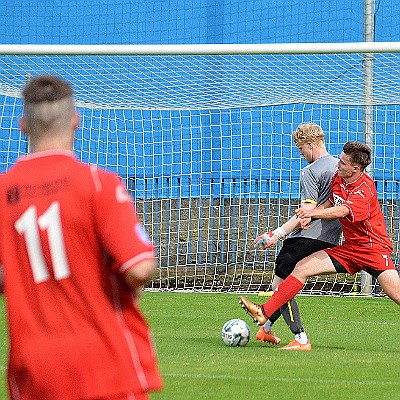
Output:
[278, 339, 312, 351]
[255, 326, 281, 345]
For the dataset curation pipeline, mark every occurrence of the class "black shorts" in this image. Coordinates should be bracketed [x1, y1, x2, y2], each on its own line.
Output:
[275, 237, 335, 279]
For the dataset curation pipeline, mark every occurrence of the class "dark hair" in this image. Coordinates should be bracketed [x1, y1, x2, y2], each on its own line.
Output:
[342, 141, 371, 171]
[22, 75, 73, 103]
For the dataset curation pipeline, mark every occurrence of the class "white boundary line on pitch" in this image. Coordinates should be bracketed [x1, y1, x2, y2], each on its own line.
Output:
[163, 372, 400, 386]
[0, 368, 398, 387]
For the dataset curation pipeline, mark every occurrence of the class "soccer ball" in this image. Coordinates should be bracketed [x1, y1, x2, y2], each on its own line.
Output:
[221, 319, 250, 347]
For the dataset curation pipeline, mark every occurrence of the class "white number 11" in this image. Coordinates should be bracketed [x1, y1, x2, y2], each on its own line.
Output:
[15, 201, 70, 283]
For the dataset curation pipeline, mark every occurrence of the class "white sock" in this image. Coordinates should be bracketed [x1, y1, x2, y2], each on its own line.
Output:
[295, 331, 308, 344]
[263, 320, 272, 332]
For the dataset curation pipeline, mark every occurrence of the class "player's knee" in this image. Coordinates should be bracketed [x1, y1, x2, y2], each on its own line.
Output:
[275, 254, 296, 280]
[386, 290, 400, 306]
[378, 270, 400, 305]
[271, 275, 283, 291]
[292, 261, 311, 280]
[385, 284, 400, 305]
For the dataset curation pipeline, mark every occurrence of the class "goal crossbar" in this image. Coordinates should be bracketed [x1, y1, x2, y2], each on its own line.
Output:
[0, 42, 400, 55]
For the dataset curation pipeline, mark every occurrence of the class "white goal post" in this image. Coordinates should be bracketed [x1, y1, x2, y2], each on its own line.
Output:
[0, 42, 399, 296]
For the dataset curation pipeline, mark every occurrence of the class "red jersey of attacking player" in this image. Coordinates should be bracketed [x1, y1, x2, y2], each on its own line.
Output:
[262, 170, 395, 320]
[329, 171, 393, 252]
[0, 151, 162, 400]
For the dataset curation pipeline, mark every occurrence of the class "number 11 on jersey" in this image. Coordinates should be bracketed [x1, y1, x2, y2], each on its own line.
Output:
[15, 201, 71, 283]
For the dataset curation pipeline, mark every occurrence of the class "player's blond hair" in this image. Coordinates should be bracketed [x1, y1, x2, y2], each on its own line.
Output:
[293, 123, 325, 147]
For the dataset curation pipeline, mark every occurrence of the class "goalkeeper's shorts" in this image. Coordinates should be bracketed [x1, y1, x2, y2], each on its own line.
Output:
[274, 237, 334, 279]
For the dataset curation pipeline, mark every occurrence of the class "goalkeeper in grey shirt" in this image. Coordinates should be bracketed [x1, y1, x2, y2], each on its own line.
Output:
[240, 123, 342, 351]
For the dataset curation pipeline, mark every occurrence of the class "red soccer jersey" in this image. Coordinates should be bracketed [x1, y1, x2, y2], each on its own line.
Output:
[0, 151, 162, 399]
[329, 171, 393, 252]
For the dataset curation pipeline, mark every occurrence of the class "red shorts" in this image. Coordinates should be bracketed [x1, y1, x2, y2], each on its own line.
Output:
[325, 243, 395, 276]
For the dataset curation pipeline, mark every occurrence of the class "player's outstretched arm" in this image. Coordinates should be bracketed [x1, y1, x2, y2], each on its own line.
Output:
[296, 200, 348, 221]
[254, 230, 280, 249]
[254, 211, 310, 249]
[123, 259, 157, 290]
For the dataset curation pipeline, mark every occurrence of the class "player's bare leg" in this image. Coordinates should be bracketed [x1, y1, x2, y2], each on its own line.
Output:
[377, 270, 400, 305]
[291, 251, 337, 282]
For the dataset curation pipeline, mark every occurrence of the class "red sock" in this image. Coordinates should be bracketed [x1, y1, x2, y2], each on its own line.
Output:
[262, 275, 304, 318]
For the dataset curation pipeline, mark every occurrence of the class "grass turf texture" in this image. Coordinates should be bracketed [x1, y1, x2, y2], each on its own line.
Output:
[0, 293, 399, 399]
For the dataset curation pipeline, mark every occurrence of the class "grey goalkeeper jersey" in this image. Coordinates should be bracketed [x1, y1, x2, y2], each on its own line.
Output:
[288, 154, 342, 245]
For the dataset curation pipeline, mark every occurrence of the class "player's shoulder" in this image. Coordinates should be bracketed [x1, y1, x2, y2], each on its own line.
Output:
[360, 171, 374, 185]
[0, 162, 20, 188]
[312, 154, 337, 170]
[0, 172, 7, 196]
[303, 154, 337, 177]
[87, 163, 119, 181]
[85, 163, 122, 192]
[352, 173, 376, 196]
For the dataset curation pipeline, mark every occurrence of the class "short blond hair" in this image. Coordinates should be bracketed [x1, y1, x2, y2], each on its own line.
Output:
[293, 123, 325, 146]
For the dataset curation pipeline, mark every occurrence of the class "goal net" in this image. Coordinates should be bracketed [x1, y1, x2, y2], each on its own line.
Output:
[0, 43, 399, 295]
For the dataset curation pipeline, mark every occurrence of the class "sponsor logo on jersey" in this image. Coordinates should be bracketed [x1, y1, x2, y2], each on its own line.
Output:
[333, 193, 344, 207]
[353, 189, 366, 198]
[7, 186, 20, 204]
[7, 178, 69, 204]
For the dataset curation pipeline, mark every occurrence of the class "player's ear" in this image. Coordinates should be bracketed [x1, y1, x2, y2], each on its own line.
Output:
[72, 110, 80, 131]
[19, 116, 29, 135]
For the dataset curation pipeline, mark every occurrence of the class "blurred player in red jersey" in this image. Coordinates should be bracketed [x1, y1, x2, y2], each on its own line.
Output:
[0, 75, 162, 399]
[240, 141, 400, 345]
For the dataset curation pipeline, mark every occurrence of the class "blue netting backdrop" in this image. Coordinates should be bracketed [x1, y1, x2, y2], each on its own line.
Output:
[0, 1, 398, 289]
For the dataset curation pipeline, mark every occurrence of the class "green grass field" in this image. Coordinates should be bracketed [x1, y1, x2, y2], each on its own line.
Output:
[1, 292, 399, 399]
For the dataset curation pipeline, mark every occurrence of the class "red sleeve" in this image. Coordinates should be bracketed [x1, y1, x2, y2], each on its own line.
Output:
[342, 182, 374, 222]
[92, 169, 154, 274]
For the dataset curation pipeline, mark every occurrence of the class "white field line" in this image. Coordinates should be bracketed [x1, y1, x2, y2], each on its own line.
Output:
[163, 372, 400, 386]
[0, 368, 397, 386]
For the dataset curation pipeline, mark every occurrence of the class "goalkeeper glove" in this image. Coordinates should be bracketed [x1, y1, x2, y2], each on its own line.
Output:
[254, 226, 287, 249]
